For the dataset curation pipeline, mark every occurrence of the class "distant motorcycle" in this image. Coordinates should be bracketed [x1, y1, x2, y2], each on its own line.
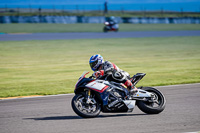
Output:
[71, 71, 166, 118]
[103, 21, 119, 32]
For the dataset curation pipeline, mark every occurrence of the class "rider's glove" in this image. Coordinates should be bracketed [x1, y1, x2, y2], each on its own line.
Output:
[93, 70, 104, 78]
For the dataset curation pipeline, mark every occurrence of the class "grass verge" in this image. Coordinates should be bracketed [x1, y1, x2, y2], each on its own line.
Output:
[0, 24, 200, 33]
[1, 11, 200, 18]
[0, 36, 200, 98]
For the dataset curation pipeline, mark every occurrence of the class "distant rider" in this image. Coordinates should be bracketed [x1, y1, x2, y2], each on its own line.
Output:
[89, 54, 138, 94]
[108, 16, 118, 29]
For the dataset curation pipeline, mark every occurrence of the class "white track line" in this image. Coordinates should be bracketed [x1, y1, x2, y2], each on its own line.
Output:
[0, 93, 74, 101]
[185, 131, 200, 133]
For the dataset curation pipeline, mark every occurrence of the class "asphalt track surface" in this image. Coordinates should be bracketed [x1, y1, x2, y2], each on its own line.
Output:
[0, 30, 200, 41]
[0, 83, 200, 133]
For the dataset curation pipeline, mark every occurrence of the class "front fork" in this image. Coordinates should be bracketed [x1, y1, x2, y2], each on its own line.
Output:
[85, 89, 94, 104]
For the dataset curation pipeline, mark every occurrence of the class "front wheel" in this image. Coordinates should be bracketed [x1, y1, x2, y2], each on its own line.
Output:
[137, 87, 166, 114]
[103, 27, 108, 33]
[71, 93, 101, 118]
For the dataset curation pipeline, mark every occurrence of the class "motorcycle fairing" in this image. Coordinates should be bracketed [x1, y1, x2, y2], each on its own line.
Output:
[102, 96, 136, 113]
[93, 82, 136, 113]
[102, 101, 129, 113]
[85, 80, 109, 93]
[75, 71, 90, 89]
[74, 72, 94, 93]
[74, 72, 137, 113]
[75, 78, 94, 89]
[124, 100, 136, 109]
[84, 80, 130, 112]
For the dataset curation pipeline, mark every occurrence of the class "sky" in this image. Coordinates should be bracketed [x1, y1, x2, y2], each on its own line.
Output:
[0, 0, 199, 12]
[0, 0, 200, 4]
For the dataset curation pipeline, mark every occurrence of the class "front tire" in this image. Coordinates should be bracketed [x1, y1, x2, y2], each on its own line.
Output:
[137, 87, 166, 114]
[103, 27, 108, 33]
[71, 93, 101, 118]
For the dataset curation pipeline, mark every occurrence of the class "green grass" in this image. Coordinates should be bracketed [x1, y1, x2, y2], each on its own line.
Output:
[0, 36, 200, 98]
[0, 24, 200, 33]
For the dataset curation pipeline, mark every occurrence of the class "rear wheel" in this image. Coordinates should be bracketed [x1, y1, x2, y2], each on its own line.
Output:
[71, 93, 101, 118]
[114, 29, 118, 32]
[137, 87, 166, 114]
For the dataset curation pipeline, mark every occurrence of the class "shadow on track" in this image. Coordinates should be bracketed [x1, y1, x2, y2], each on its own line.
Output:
[25, 115, 82, 120]
[24, 113, 152, 120]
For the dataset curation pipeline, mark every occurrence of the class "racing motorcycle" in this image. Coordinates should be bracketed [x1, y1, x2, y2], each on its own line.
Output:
[103, 22, 119, 32]
[71, 71, 166, 118]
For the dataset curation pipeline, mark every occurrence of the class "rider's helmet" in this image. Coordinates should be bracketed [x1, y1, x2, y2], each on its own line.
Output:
[110, 16, 115, 21]
[89, 54, 104, 71]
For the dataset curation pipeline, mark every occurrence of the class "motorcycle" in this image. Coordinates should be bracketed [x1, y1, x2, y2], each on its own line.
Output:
[71, 71, 166, 118]
[103, 21, 119, 32]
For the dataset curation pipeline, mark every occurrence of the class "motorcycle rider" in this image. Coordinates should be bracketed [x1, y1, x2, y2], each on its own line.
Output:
[89, 54, 138, 94]
[108, 16, 118, 30]
[108, 16, 116, 26]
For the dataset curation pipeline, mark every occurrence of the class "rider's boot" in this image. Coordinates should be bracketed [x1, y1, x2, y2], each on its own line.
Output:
[124, 86, 138, 100]
[124, 80, 138, 95]
[129, 86, 138, 95]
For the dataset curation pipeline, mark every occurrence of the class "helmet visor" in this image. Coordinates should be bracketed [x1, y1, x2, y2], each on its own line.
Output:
[90, 60, 98, 70]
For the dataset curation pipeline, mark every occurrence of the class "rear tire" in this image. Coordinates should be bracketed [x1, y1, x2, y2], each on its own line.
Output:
[71, 93, 101, 118]
[114, 29, 118, 32]
[137, 87, 166, 114]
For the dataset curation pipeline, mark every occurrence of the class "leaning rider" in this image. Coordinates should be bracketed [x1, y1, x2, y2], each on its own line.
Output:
[108, 16, 117, 29]
[89, 54, 138, 94]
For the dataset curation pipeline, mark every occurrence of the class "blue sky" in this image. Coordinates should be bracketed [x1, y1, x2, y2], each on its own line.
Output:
[0, 0, 199, 12]
[1, 0, 200, 5]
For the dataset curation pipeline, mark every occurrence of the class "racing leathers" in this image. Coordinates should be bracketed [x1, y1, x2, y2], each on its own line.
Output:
[108, 20, 117, 29]
[93, 61, 136, 92]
